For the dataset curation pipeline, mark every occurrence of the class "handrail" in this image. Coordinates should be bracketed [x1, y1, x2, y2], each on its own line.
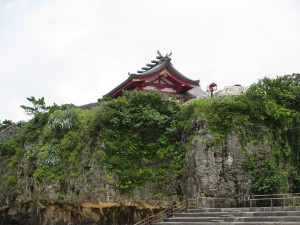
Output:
[252, 193, 300, 197]
[195, 194, 300, 212]
[250, 197, 300, 200]
[134, 200, 186, 225]
[134, 194, 300, 224]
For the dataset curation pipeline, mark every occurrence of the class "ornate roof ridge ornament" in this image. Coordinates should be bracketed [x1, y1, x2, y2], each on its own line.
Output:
[136, 50, 165, 73]
[157, 50, 163, 59]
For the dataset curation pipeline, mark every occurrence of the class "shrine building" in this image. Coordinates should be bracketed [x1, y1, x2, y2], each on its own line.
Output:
[104, 51, 207, 101]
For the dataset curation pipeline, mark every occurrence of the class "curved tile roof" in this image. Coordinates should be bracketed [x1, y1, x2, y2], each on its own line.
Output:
[178, 86, 208, 99]
[104, 51, 200, 97]
[130, 56, 199, 85]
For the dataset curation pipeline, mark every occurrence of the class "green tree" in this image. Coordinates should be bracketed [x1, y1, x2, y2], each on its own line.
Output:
[249, 74, 300, 111]
[0, 119, 12, 131]
[20, 96, 48, 116]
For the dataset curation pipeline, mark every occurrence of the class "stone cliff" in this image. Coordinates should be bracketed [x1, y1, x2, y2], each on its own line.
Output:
[181, 118, 271, 199]
[0, 118, 271, 225]
[0, 124, 166, 225]
[1, 74, 299, 225]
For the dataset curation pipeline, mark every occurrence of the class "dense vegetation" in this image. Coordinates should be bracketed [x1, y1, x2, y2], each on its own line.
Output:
[1, 91, 185, 194]
[0, 119, 12, 131]
[94, 91, 185, 191]
[0, 74, 299, 196]
[183, 74, 300, 194]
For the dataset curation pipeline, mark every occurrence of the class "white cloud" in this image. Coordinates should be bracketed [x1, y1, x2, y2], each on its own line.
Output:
[0, 0, 300, 121]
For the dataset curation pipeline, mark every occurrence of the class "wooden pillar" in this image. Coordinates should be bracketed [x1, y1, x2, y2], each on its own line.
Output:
[271, 199, 273, 211]
[293, 197, 296, 211]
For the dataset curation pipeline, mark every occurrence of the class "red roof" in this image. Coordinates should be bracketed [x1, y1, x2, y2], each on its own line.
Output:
[104, 52, 200, 98]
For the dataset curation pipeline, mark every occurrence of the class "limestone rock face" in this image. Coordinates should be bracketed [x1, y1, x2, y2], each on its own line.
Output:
[0, 125, 168, 225]
[0, 119, 272, 225]
[0, 123, 19, 143]
[182, 118, 271, 199]
[0, 200, 163, 225]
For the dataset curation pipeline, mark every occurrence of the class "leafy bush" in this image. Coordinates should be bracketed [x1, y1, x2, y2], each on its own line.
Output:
[250, 161, 288, 194]
[48, 109, 79, 136]
[38, 152, 61, 168]
[93, 90, 185, 190]
[33, 164, 66, 186]
[5, 175, 18, 190]
[0, 138, 20, 158]
[17, 112, 50, 144]
[0, 119, 12, 131]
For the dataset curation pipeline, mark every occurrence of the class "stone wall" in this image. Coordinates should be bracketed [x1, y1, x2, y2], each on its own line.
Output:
[214, 86, 249, 98]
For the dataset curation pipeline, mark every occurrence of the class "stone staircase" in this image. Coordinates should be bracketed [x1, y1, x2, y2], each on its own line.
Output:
[153, 206, 300, 225]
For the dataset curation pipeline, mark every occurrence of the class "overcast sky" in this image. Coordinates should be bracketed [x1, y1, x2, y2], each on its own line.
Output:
[1, 0, 300, 122]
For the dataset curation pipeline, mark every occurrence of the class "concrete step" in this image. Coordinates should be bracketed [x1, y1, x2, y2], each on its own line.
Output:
[153, 221, 300, 224]
[164, 216, 300, 223]
[152, 207, 300, 225]
[185, 206, 297, 213]
[176, 211, 300, 217]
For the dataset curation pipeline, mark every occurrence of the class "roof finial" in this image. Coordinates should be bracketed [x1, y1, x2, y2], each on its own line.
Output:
[157, 50, 162, 57]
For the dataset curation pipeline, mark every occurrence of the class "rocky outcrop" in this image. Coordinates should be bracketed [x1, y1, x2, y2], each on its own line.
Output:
[0, 199, 163, 225]
[0, 123, 19, 143]
[214, 85, 248, 98]
[0, 125, 169, 225]
[182, 118, 271, 199]
[77, 102, 102, 110]
[0, 118, 272, 225]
